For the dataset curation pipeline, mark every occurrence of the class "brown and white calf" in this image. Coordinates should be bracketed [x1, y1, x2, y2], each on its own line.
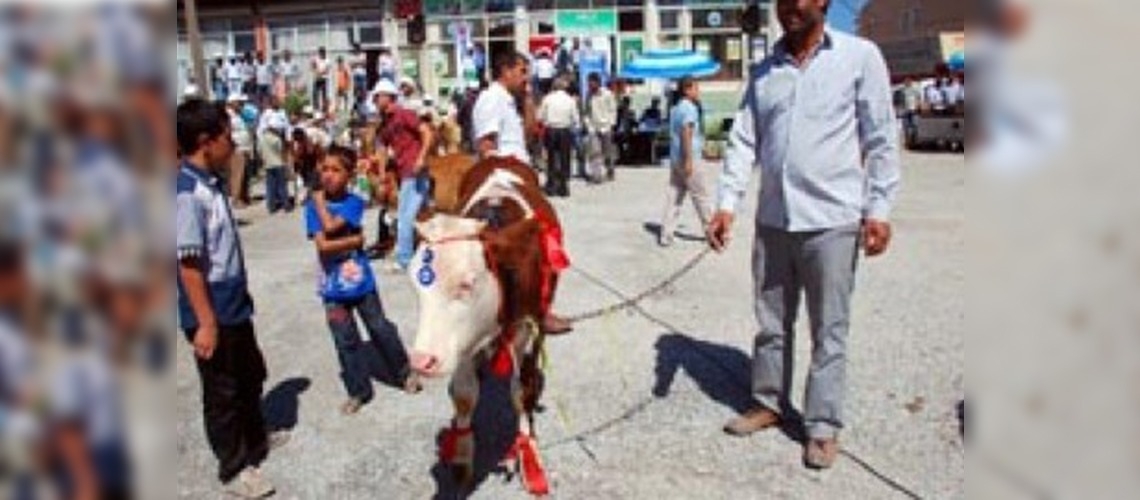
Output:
[408, 157, 567, 496]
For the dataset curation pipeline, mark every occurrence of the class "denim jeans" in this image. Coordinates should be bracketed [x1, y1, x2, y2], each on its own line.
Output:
[324, 291, 412, 401]
[395, 174, 429, 268]
[212, 80, 228, 102]
[264, 166, 292, 213]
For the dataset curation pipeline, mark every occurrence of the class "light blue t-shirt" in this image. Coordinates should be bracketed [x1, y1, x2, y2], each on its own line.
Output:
[669, 99, 703, 166]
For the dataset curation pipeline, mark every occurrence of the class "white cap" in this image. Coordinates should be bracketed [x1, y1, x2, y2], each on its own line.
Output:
[183, 84, 200, 98]
[399, 76, 416, 88]
[226, 93, 246, 103]
[302, 105, 314, 115]
[313, 111, 325, 121]
[372, 79, 399, 97]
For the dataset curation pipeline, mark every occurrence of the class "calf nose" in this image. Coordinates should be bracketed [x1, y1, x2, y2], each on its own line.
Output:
[410, 352, 440, 376]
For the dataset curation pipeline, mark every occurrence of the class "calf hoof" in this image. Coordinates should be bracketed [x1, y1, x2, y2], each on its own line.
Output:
[450, 463, 474, 487]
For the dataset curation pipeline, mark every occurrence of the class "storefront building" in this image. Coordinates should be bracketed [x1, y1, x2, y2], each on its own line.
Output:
[177, 0, 773, 100]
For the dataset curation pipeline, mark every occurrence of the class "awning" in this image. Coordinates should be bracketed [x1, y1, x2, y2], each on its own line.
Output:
[620, 49, 721, 80]
[947, 50, 964, 71]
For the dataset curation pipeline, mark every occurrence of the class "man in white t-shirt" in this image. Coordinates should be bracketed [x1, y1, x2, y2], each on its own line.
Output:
[310, 46, 331, 111]
[472, 50, 572, 335]
[533, 49, 557, 96]
[225, 56, 244, 97]
[254, 52, 274, 105]
[277, 49, 301, 94]
[472, 51, 529, 164]
[376, 44, 396, 83]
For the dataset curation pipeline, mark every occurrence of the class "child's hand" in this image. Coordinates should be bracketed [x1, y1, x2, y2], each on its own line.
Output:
[312, 189, 325, 206]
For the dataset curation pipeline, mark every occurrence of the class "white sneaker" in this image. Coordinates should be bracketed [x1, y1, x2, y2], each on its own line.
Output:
[224, 466, 275, 498]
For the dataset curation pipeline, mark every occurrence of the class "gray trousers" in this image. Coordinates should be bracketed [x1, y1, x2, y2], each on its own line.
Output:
[751, 223, 860, 439]
[660, 160, 712, 243]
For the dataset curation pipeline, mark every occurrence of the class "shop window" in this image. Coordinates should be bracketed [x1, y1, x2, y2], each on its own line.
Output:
[358, 24, 383, 45]
[233, 32, 257, 55]
[660, 10, 680, 30]
[555, 0, 589, 9]
[618, 11, 644, 32]
[692, 8, 740, 30]
[200, 18, 230, 36]
[487, 16, 515, 38]
[487, 0, 515, 13]
[270, 29, 295, 53]
[594, 0, 617, 7]
[426, 0, 463, 16]
[527, 0, 556, 10]
[691, 34, 744, 81]
[658, 33, 684, 50]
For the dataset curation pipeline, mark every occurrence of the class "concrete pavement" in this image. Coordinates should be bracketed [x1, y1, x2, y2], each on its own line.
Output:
[177, 151, 965, 499]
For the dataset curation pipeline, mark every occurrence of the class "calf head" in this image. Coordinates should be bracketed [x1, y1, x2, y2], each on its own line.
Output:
[409, 214, 500, 377]
[408, 213, 544, 378]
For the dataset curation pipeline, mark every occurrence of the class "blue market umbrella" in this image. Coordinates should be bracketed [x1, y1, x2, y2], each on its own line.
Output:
[620, 49, 721, 79]
[947, 50, 965, 71]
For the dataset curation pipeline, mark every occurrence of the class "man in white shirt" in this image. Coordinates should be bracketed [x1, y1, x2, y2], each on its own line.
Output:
[942, 75, 964, 112]
[585, 72, 617, 182]
[225, 56, 244, 97]
[240, 53, 256, 96]
[350, 43, 368, 110]
[310, 46, 331, 111]
[537, 77, 579, 196]
[533, 50, 557, 96]
[376, 44, 397, 83]
[254, 52, 274, 105]
[925, 80, 946, 113]
[472, 51, 530, 163]
[472, 51, 572, 335]
[277, 50, 301, 94]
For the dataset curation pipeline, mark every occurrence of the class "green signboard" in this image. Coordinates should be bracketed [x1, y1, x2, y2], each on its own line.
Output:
[620, 36, 643, 66]
[555, 10, 617, 36]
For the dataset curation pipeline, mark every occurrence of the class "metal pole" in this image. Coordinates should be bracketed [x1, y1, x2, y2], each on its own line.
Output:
[183, 0, 209, 99]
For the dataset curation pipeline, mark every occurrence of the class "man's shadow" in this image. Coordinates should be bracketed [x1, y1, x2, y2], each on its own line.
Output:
[262, 377, 311, 431]
[652, 333, 806, 443]
[428, 367, 523, 499]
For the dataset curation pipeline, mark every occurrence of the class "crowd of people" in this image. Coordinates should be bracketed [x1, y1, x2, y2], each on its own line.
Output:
[900, 73, 966, 121]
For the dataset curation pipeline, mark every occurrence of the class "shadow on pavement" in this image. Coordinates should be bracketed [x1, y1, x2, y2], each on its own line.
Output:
[642, 221, 706, 243]
[262, 377, 311, 431]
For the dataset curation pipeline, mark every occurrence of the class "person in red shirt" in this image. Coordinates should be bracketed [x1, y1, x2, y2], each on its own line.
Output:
[371, 79, 435, 272]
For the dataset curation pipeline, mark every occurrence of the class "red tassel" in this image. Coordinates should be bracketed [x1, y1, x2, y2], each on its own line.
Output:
[537, 215, 570, 272]
[516, 434, 550, 496]
[440, 426, 473, 463]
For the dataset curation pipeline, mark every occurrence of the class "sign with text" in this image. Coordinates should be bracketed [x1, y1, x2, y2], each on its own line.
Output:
[555, 10, 617, 36]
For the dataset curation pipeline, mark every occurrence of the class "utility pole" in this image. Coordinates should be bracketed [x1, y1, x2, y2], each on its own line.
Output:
[183, 0, 209, 99]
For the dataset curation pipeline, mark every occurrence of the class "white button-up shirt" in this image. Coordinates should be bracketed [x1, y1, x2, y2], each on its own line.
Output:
[719, 28, 901, 231]
[538, 90, 580, 129]
[472, 82, 530, 164]
[255, 62, 273, 85]
[534, 57, 557, 80]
